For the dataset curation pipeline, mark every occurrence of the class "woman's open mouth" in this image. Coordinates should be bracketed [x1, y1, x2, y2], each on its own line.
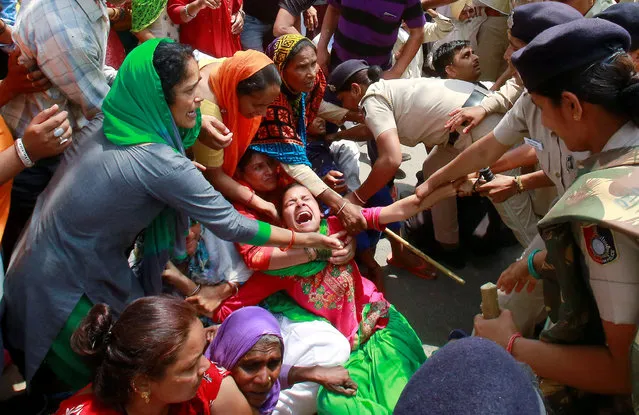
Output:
[295, 210, 313, 224]
[187, 110, 197, 119]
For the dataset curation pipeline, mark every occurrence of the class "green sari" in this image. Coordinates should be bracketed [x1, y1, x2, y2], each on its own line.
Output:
[317, 305, 426, 415]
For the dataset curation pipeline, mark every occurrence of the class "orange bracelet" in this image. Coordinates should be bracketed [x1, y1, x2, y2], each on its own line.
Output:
[280, 229, 295, 251]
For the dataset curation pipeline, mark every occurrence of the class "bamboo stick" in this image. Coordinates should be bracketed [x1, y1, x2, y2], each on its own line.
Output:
[383, 228, 466, 285]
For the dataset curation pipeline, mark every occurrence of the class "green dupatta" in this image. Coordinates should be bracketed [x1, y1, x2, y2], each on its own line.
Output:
[263, 219, 329, 278]
[102, 38, 202, 294]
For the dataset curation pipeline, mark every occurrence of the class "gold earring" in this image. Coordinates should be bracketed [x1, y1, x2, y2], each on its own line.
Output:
[573, 114, 580, 121]
[140, 391, 151, 404]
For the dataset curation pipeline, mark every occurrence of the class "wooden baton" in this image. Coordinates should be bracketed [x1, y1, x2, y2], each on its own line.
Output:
[383, 228, 466, 285]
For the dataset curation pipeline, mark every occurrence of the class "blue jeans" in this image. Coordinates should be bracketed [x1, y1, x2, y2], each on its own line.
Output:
[241, 14, 273, 52]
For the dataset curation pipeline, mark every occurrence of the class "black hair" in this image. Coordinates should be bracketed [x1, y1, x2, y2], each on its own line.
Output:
[71, 296, 199, 409]
[336, 65, 383, 93]
[236, 63, 282, 96]
[153, 42, 195, 105]
[237, 148, 261, 173]
[432, 40, 471, 78]
[284, 38, 316, 69]
[531, 53, 639, 126]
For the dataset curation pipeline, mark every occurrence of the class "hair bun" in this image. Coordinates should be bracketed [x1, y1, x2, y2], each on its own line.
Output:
[71, 303, 114, 361]
[367, 66, 383, 83]
[619, 80, 639, 124]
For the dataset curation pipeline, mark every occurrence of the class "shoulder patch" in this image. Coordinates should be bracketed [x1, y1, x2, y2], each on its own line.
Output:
[582, 224, 618, 265]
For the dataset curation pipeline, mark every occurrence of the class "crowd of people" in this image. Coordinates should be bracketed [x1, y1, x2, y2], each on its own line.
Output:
[0, 0, 637, 413]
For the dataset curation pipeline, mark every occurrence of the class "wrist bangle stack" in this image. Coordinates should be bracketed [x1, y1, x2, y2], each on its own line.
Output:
[514, 175, 525, 193]
[227, 281, 239, 297]
[506, 332, 522, 355]
[15, 138, 35, 168]
[186, 283, 202, 298]
[304, 247, 315, 262]
[185, 3, 196, 18]
[527, 249, 542, 280]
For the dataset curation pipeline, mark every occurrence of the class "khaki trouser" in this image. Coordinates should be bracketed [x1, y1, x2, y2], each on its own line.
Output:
[422, 146, 539, 247]
[476, 16, 508, 82]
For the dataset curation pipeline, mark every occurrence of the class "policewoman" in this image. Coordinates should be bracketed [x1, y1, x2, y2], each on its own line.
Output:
[473, 18, 639, 411]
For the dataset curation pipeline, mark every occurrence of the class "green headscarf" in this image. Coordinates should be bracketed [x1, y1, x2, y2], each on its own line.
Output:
[102, 38, 202, 294]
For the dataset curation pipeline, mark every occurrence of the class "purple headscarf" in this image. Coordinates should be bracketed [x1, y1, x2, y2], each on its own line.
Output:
[204, 307, 283, 414]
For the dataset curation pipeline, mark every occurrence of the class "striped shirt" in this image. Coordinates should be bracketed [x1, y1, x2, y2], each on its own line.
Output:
[1, 0, 114, 137]
[328, 0, 426, 68]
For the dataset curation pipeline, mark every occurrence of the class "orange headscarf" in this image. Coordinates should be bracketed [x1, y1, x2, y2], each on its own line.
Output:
[209, 50, 275, 176]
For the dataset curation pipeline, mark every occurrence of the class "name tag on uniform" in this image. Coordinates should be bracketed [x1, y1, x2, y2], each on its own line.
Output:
[524, 137, 543, 151]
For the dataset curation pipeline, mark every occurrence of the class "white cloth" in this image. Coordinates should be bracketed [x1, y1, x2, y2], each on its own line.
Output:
[274, 317, 352, 415]
[200, 228, 253, 284]
[392, 13, 454, 79]
[330, 139, 361, 192]
[144, 9, 179, 41]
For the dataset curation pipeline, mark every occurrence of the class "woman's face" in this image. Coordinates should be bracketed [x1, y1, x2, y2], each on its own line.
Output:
[232, 337, 283, 409]
[281, 185, 322, 233]
[282, 45, 318, 94]
[530, 92, 584, 151]
[169, 58, 203, 129]
[337, 83, 365, 111]
[148, 320, 210, 405]
[238, 83, 281, 119]
[239, 153, 279, 192]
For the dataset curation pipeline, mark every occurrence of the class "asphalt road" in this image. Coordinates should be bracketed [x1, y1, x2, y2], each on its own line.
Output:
[357, 142, 522, 348]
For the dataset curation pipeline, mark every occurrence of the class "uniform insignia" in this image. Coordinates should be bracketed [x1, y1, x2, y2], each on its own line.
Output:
[582, 225, 617, 264]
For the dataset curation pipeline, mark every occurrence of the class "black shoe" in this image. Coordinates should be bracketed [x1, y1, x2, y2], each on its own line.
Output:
[401, 152, 412, 162]
[394, 169, 406, 180]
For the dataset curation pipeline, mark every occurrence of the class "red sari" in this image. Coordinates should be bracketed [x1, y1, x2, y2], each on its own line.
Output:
[55, 361, 228, 415]
[167, 0, 242, 58]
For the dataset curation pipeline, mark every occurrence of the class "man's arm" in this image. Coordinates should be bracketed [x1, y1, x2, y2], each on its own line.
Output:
[273, 8, 300, 36]
[317, 3, 340, 75]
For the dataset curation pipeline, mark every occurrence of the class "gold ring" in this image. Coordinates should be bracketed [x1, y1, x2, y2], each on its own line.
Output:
[26, 73, 32, 81]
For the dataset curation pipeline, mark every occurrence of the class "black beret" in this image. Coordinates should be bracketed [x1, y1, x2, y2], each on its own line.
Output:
[394, 337, 543, 415]
[328, 60, 369, 93]
[512, 18, 631, 92]
[510, 1, 583, 44]
[596, 3, 639, 51]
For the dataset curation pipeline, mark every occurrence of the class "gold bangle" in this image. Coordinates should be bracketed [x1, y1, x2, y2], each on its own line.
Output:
[336, 201, 348, 215]
[514, 176, 525, 193]
[353, 190, 366, 205]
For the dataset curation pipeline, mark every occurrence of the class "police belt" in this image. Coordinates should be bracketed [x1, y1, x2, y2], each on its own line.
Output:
[448, 87, 490, 146]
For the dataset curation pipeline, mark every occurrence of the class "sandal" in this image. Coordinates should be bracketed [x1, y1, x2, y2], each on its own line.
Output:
[386, 254, 438, 280]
